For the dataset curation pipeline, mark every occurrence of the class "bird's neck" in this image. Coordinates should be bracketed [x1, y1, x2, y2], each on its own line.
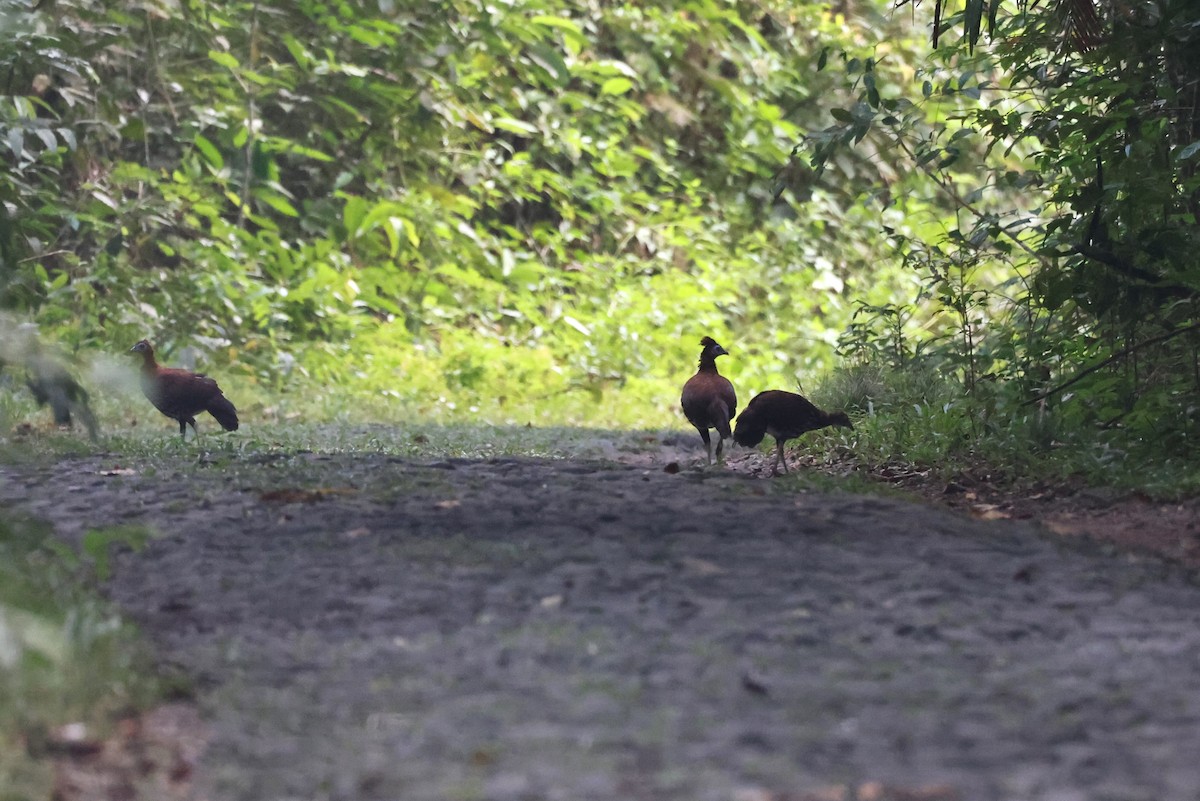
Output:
[139, 352, 160, 374]
[697, 357, 720, 374]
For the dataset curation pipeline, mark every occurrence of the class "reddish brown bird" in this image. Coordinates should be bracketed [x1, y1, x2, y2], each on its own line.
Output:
[680, 336, 737, 464]
[130, 340, 239, 439]
[734, 390, 852, 475]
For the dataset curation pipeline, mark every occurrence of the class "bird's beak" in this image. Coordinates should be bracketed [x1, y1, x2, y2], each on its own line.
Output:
[715, 346, 729, 356]
[129, 345, 138, 352]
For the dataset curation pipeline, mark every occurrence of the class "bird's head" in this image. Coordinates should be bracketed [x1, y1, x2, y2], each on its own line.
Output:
[699, 336, 728, 358]
[828, 410, 854, 430]
[733, 410, 766, 448]
[129, 340, 153, 355]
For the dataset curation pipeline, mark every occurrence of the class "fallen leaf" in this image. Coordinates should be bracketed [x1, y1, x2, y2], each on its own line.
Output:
[970, 503, 1010, 520]
[539, 594, 563, 609]
[342, 527, 371, 539]
[434, 499, 461, 510]
[99, 467, 137, 477]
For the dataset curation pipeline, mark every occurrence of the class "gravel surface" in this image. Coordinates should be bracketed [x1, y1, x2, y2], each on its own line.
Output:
[4, 450, 1200, 801]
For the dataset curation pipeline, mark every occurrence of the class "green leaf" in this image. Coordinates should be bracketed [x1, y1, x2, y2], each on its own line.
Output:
[281, 143, 334, 162]
[343, 195, 370, 237]
[282, 35, 310, 67]
[34, 129, 58, 151]
[1177, 140, 1200, 161]
[531, 15, 588, 49]
[493, 118, 539, 136]
[7, 129, 23, 160]
[208, 50, 240, 70]
[255, 189, 299, 217]
[600, 77, 634, 96]
[194, 134, 224, 169]
[526, 43, 571, 86]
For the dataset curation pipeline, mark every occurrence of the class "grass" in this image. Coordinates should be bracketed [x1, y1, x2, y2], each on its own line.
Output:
[4, 356, 1200, 499]
[0, 513, 164, 801]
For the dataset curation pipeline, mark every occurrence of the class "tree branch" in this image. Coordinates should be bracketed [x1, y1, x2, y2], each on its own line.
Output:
[1024, 321, 1200, 406]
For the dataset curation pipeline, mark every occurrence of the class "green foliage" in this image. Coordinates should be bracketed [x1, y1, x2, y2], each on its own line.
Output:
[1, 0, 1198, 486]
[0, 0, 938, 405]
[806, 0, 1200, 458]
[0, 512, 160, 799]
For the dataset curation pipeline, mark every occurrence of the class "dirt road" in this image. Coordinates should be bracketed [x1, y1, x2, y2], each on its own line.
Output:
[4, 446, 1200, 801]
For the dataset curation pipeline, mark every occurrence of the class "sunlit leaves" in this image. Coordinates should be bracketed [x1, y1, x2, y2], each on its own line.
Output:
[208, 50, 240, 70]
[600, 77, 635, 96]
[193, 134, 224, 170]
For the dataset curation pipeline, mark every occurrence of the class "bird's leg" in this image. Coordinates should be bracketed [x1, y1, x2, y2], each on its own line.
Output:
[188, 419, 199, 440]
[715, 435, 725, 463]
[778, 441, 790, 474]
[698, 428, 713, 465]
[768, 441, 786, 476]
[178, 419, 187, 439]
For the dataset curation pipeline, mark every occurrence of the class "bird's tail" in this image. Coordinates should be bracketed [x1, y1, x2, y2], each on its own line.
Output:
[206, 394, 239, 431]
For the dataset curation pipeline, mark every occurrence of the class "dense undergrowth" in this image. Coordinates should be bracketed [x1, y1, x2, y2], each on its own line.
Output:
[0, 512, 162, 801]
[2, 0, 1198, 490]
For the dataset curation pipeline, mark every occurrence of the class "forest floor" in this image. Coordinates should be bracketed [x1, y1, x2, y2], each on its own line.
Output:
[2, 426, 1200, 801]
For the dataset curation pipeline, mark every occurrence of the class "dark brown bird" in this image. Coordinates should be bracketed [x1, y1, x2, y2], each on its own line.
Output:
[2, 330, 99, 440]
[734, 390, 852, 475]
[130, 340, 239, 439]
[25, 351, 99, 441]
[680, 336, 737, 464]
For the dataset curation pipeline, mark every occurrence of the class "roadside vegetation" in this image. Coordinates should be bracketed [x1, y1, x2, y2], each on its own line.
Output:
[0, 513, 161, 801]
[2, 0, 1196, 495]
[1, 0, 1198, 791]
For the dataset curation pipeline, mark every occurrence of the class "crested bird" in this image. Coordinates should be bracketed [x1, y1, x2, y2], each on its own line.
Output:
[130, 340, 238, 439]
[680, 336, 737, 465]
[734, 389, 852, 475]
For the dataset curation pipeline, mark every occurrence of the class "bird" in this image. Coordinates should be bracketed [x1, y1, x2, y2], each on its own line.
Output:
[130, 340, 239, 439]
[734, 389, 853, 475]
[25, 351, 99, 441]
[1, 327, 99, 440]
[680, 336, 737, 465]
